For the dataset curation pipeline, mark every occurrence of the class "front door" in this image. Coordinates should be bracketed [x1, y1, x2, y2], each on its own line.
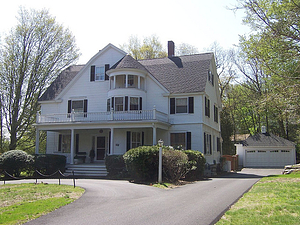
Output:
[96, 136, 106, 160]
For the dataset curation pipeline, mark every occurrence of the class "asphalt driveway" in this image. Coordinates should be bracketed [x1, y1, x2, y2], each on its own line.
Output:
[11, 168, 282, 225]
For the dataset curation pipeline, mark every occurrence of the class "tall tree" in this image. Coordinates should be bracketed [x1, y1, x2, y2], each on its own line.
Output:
[0, 8, 80, 150]
[120, 35, 167, 60]
[176, 43, 199, 56]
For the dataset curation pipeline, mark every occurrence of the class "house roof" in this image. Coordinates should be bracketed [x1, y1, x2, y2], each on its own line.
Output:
[39, 51, 214, 101]
[39, 65, 84, 101]
[242, 133, 295, 147]
[110, 55, 149, 72]
[139, 53, 213, 94]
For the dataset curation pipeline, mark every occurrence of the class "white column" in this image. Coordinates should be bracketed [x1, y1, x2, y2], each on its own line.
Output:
[35, 128, 40, 154]
[70, 129, 75, 164]
[125, 74, 128, 88]
[138, 76, 141, 89]
[113, 76, 116, 89]
[152, 125, 157, 145]
[110, 128, 114, 155]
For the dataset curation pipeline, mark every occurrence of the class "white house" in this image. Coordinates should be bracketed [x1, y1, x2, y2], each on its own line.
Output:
[35, 41, 222, 169]
[235, 127, 296, 168]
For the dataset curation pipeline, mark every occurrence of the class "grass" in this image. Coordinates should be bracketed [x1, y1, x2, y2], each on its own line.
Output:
[217, 172, 300, 225]
[0, 183, 85, 225]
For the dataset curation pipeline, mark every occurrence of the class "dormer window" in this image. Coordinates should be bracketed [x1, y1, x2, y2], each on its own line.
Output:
[90, 64, 109, 81]
[95, 66, 105, 81]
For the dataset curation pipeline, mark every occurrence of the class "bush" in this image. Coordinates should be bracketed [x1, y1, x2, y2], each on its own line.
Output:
[123, 146, 159, 181]
[105, 155, 127, 178]
[0, 150, 34, 177]
[183, 150, 206, 180]
[34, 154, 66, 175]
[163, 149, 189, 183]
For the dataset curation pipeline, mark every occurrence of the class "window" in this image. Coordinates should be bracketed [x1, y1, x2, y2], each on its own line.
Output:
[107, 98, 111, 111]
[204, 132, 212, 155]
[217, 137, 221, 152]
[95, 66, 105, 81]
[68, 99, 88, 117]
[130, 97, 139, 110]
[115, 97, 123, 111]
[132, 132, 141, 148]
[58, 134, 71, 153]
[171, 133, 185, 149]
[205, 97, 210, 117]
[214, 105, 218, 123]
[208, 70, 214, 86]
[170, 97, 194, 114]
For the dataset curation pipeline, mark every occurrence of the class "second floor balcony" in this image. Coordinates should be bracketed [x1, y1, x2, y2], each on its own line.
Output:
[36, 108, 169, 125]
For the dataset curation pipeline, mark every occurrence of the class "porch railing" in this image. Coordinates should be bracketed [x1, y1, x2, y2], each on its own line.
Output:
[36, 108, 169, 124]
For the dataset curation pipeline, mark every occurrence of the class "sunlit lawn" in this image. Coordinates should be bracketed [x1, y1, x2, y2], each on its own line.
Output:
[217, 172, 300, 225]
[0, 183, 84, 225]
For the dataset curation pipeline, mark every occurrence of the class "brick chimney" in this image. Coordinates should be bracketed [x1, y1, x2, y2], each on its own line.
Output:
[168, 41, 175, 57]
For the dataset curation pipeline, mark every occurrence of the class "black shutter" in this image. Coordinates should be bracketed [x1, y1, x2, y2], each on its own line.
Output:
[170, 98, 175, 114]
[139, 97, 142, 110]
[75, 134, 79, 153]
[105, 64, 110, 80]
[90, 66, 95, 81]
[188, 97, 194, 113]
[125, 96, 128, 111]
[84, 99, 88, 117]
[58, 134, 62, 152]
[67, 100, 72, 118]
[209, 134, 212, 154]
[142, 131, 144, 146]
[187, 132, 191, 150]
[112, 97, 114, 110]
[208, 99, 210, 117]
[126, 131, 131, 151]
[204, 132, 206, 154]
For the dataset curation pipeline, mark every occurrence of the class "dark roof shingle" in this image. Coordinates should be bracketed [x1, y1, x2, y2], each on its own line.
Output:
[242, 133, 295, 147]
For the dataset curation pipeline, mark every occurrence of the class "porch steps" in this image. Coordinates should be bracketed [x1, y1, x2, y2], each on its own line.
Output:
[64, 163, 108, 177]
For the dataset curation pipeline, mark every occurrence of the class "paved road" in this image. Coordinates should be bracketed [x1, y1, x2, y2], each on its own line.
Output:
[8, 168, 281, 225]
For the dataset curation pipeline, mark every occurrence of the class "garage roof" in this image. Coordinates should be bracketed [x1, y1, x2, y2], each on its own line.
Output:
[242, 133, 295, 147]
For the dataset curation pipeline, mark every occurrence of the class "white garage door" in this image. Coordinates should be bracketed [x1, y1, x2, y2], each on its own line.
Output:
[245, 150, 294, 167]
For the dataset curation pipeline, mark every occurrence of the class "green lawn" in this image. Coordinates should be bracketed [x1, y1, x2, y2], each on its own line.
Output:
[217, 172, 300, 225]
[0, 183, 84, 225]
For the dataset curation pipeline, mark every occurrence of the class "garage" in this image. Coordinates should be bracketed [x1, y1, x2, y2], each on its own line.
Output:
[236, 131, 296, 168]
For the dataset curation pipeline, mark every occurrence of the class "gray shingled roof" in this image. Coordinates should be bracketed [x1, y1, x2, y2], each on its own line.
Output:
[39, 53, 213, 101]
[242, 133, 295, 147]
[110, 55, 149, 72]
[39, 65, 84, 101]
[139, 53, 213, 93]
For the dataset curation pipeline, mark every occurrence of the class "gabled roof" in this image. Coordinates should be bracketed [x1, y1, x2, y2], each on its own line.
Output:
[139, 53, 213, 94]
[110, 55, 148, 72]
[39, 65, 84, 101]
[242, 133, 295, 147]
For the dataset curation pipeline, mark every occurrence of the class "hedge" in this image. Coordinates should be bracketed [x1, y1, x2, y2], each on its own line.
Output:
[105, 155, 127, 177]
[183, 150, 206, 180]
[34, 154, 66, 174]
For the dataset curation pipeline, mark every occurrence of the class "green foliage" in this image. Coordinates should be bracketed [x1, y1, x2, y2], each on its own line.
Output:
[0, 150, 34, 176]
[34, 154, 66, 174]
[123, 146, 159, 181]
[162, 149, 188, 183]
[183, 150, 206, 180]
[220, 107, 235, 155]
[105, 155, 127, 178]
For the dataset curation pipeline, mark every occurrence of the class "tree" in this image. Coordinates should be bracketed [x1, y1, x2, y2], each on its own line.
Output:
[176, 43, 199, 56]
[120, 35, 167, 60]
[0, 8, 80, 150]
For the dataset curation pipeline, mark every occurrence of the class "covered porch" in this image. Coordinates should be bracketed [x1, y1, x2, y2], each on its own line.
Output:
[35, 121, 170, 165]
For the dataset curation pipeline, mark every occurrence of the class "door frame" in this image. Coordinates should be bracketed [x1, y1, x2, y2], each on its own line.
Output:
[95, 136, 106, 160]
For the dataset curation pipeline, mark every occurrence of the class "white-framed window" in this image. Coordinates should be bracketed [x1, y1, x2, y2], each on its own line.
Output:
[204, 132, 212, 155]
[176, 98, 188, 113]
[72, 100, 84, 113]
[208, 70, 214, 86]
[95, 66, 105, 81]
[58, 134, 71, 153]
[170, 133, 186, 149]
[115, 97, 124, 111]
[130, 97, 139, 110]
[170, 97, 194, 114]
[214, 105, 218, 123]
[132, 132, 142, 148]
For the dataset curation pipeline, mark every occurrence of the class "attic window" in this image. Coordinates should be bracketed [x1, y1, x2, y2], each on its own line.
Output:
[208, 70, 214, 86]
[95, 66, 105, 81]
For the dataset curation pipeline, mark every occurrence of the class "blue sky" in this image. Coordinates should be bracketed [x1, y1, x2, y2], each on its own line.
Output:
[0, 0, 250, 64]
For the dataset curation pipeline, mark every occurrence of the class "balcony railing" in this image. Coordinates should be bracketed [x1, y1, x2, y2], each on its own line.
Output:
[36, 108, 169, 124]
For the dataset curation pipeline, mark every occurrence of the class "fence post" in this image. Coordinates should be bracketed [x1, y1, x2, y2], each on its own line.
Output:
[72, 170, 75, 188]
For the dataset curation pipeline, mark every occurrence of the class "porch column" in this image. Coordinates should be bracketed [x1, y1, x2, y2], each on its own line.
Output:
[70, 129, 75, 164]
[110, 128, 114, 155]
[125, 74, 128, 88]
[152, 125, 157, 145]
[35, 128, 40, 154]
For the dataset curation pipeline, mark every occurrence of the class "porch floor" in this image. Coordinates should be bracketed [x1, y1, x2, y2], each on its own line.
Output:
[65, 162, 108, 177]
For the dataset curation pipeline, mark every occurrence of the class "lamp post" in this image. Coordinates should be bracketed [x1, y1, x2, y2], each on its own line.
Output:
[158, 139, 163, 183]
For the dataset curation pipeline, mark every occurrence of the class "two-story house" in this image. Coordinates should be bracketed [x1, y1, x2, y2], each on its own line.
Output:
[35, 41, 222, 172]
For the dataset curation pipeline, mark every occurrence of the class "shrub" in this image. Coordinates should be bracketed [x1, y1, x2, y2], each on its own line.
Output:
[183, 150, 206, 180]
[105, 155, 127, 178]
[163, 149, 189, 183]
[123, 146, 159, 181]
[0, 150, 34, 177]
[34, 154, 66, 175]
